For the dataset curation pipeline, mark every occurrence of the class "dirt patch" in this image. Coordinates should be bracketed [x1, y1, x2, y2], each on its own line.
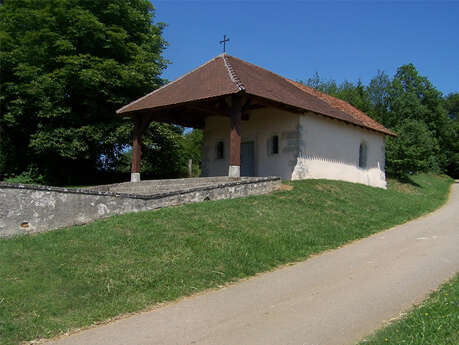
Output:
[388, 181, 420, 194]
[281, 184, 293, 191]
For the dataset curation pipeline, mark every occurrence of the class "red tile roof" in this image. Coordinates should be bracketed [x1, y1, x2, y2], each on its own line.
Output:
[117, 55, 240, 113]
[117, 54, 395, 136]
[285, 80, 395, 136]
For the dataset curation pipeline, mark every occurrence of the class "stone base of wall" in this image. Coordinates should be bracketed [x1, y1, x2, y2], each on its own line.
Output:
[0, 177, 281, 237]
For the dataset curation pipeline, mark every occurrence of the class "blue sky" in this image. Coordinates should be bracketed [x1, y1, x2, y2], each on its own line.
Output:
[153, 1, 458, 96]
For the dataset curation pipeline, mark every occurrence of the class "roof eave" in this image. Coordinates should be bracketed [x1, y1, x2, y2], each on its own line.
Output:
[116, 90, 247, 116]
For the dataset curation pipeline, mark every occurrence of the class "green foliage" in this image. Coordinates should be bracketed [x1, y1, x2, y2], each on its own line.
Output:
[111, 126, 204, 179]
[0, 0, 169, 184]
[386, 120, 439, 176]
[366, 70, 391, 123]
[443, 93, 459, 177]
[182, 129, 204, 176]
[305, 73, 372, 113]
[0, 174, 452, 344]
[3, 166, 45, 185]
[0, 127, 5, 175]
[141, 123, 188, 179]
[386, 64, 454, 176]
[303, 65, 458, 178]
[445, 93, 459, 120]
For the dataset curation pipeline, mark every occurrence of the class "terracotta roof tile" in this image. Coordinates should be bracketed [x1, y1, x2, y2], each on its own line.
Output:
[117, 55, 240, 114]
[285, 80, 396, 136]
[117, 54, 395, 136]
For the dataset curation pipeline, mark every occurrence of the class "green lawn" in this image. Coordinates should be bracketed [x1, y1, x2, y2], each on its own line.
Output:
[358, 273, 459, 345]
[0, 174, 453, 345]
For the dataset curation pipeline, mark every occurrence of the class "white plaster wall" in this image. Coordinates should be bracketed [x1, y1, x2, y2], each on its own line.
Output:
[202, 116, 231, 177]
[202, 108, 300, 180]
[296, 112, 387, 188]
[202, 108, 387, 189]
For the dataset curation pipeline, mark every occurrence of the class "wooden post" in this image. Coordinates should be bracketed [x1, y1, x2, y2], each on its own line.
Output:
[131, 114, 149, 182]
[188, 159, 193, 178]
[228, 95, 242, 177]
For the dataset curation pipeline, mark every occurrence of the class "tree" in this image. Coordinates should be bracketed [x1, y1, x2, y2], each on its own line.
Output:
[303, 74, 371, 114]
[182, 129, 204, 176]
[335, 79, 372, 114]
[141, 123, 188, 179]
[387, 64, 451, 172]
[304, 72, 339, 96]
[367, 70, 391, 124]
[386, 120, 439, 177]
[0, 0, 168, 184]
[443, 93, 459, 177]
[303, 65, 457, 178]
[445, 93, 459, 120]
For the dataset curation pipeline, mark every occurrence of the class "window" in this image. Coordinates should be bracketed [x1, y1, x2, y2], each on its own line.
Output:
[359, 142, 367, 168]
[272, 135, 279, 154]
[216, 140, 224, 159]
[268, 135, 279, 155]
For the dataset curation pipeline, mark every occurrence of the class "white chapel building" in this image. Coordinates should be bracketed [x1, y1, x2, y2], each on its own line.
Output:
[117, 54, 395, 189]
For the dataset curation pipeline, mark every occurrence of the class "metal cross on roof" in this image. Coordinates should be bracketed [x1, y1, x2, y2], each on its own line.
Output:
[220, 34, 229, 53]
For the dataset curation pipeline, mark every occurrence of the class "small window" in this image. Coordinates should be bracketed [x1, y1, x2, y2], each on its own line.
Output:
[268, 135, 279, 155]
[216, 141, 224, 159]
[359, 142, 367, 168]
[272, 135, 279, 154]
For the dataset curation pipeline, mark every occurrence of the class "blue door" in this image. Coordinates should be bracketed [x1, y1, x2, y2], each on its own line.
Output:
[241, 141, 255, 176]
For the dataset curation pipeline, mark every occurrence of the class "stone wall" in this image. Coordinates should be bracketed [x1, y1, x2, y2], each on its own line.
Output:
[0, 177, 281, 237]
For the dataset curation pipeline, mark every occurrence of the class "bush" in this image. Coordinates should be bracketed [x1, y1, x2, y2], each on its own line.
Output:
[3, 167, 45, 185]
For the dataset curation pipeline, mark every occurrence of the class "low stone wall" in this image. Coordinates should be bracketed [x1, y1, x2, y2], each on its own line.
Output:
[0, 177, 281, 237]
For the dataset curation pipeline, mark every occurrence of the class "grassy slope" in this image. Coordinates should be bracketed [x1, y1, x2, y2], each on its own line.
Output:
[358, 273, 459, 345]
[0, 174, 453, 344]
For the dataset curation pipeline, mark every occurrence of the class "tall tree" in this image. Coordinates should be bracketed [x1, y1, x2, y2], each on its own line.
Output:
[387, 64, 451, 172]
[0, 0, 168, 184]
[385, 120, 438, 177]
[303, 74, 371, 113]
[445, 93, 459, 120]
[443, 93, 459, 177]
[367, 70, 391, 124]
[304, 72, 339, 95]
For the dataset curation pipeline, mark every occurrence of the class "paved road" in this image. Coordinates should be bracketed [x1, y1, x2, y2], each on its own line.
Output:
[48, 182, 459, 345]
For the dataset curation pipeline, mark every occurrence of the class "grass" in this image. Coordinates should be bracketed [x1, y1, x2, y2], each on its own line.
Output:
[0, 174, 453, 345]
[358, 273, 459, 345]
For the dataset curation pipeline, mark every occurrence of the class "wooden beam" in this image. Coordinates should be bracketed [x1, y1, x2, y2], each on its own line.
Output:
[188, 105, 226, 117]
[244, 103, 266, 111]
[131, 114, 151, 181]
[248, 95, 304, 114]
[229, 95, 242, 176]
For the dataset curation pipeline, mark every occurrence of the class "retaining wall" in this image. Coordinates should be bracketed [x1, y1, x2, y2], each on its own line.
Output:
[0, 177, 281, 237]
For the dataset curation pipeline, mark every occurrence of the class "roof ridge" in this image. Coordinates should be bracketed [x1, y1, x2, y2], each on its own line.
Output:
[116, 55, 224, 114]
[222, 54, 245, 91]
[226, 54, 296, 86]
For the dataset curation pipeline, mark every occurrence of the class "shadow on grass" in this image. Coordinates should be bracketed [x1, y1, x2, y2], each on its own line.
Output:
[388, 174, 422, 187]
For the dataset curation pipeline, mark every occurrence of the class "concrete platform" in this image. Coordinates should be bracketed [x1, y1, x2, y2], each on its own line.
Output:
[87, 177, 264, 195]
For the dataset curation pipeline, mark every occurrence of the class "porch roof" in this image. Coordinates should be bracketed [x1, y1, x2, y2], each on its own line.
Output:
[117, 54, 395, 136]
